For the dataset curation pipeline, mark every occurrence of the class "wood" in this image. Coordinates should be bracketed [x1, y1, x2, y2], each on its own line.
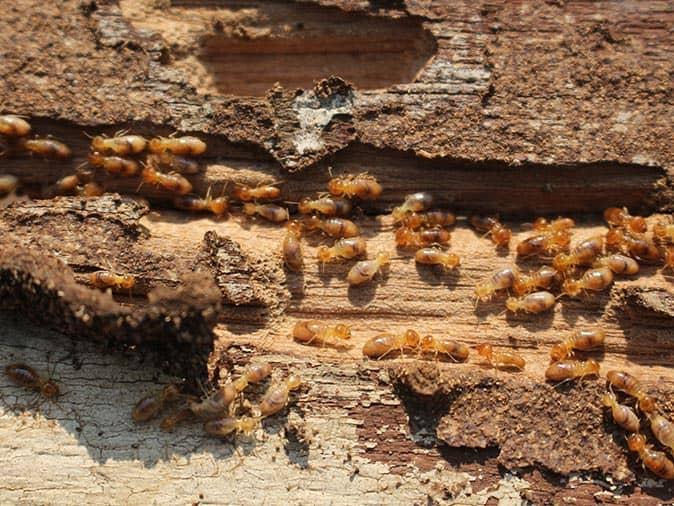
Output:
[1, 0, 673, 504]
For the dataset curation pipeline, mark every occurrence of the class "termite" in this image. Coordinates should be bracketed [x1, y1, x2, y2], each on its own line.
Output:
[544, 359, 600, 382]
[606, 370, 657, 413]
[524, 217, 575, 232]
[232, 183, 281, 202]
[552, 236, 604, 273]
[474, 344, 525, 371]
[160, 407, 193, 432]
[89, 271, 136, 291]
[282, 220, 304, 272]
[399, 210, 456, 229]
[243, 202, 289, 223]
[0, 174, 19, 194]
[419, 335, 469, 362]
[550, 329, 605, 362]
[470, 216, 512, 248]
[91, 134, 147, 155]
[601, 392, 640, 433]
[146, 152, 200, 174]
[346, 252, 391, 286]
[292, 320, 352, 348]
[298, 195, 353, 216]
[648, 413, 674, 454]
[20, 138, 72, 159]
[505, 291, 556, 314]
[593, 254, 639, 275]
[512, 266, 558, 296]
[605, 229, 661, 263]
[141, 166, 192, 194]
[204, 416, 261, 438]
[516, 231, 570, 257]
[414, 247, 460, 270]
[395, 226, 451, 248]
[653, 221, 674, 244]
[174, 193, 228, 216]
[474, 266, 518, 302]
[604, 207, 647, 233]
[88, 152, 140, 176]
[626, 433, 674, 479]
[258, 374, 302, 418]
[317, 237, 367, 263]
[53, 174, 81, 195]
[303, 215, 359, 238]
[0, 115, 31, 137]
[362, 330, 421, 359]
[391, 192, 433, 222]
[327, 173, 382, 200]
[560, 266, 614, 297]
[5, 363, 60, 398]
[148, 136, 206, 156]
[132, 384, 181, 423]
[78, 182, 105, 197]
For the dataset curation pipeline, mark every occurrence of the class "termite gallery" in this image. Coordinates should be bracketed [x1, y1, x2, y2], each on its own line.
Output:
[5, 363, 60, 399]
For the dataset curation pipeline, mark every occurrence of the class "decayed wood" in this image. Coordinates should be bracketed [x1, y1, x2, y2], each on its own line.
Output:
[1, 0, 673, 504]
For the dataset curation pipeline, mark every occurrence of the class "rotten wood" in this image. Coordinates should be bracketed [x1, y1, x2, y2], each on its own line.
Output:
[1, 0, 673, 504]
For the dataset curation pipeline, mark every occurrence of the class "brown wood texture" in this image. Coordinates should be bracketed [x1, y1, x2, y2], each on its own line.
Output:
[1, 0, 673, 504]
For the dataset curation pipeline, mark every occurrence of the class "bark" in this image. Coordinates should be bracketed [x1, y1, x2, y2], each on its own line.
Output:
[1, 0, 673, 504]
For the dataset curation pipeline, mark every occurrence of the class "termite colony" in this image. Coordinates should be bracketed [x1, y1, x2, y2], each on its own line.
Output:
[131, 361, 301, 441]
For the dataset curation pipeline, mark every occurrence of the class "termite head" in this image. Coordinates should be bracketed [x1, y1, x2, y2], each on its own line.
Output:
[492, 227, 512, 246]
[209, 197, 229, 216]
[375, 251, 391, 267]
[418, 334, 433, 351]
[91, 136, 107, 152]
[242, 202, 256, 216]
[148, 138, 165, 153]
[119, 276, 136, 290]
[638, 395, 657, 413]
[403, 329, 420, 348]
[287, 374, 302, 391]
[474, 344, 492, 359]
[561, 279, 582, 297]
[601, 392, 615, 407]
[552, 253, 573, 272]
[238, 416, 260, 436]
[504, 297, 520, 312]
[316, 245, 332, 263]
[162, 384, 181, 402]
[605, 229, 625, 250]
[626, 433, 646, 452]
[333, 324, 351, 340]
[473, 284, 492, 302]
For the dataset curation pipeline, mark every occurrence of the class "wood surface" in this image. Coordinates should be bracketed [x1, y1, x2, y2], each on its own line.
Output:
[1, 0, 673, 504]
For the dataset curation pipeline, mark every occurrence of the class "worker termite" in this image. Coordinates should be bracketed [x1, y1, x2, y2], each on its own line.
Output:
[474, 344, 525, 371]
[148, 135, 207, 156]
[505, 291, 556, 314]
[524, 217, 575, 232]
[232, 183, 281, 202]
[474, 266, 518, 302]
[327, 173, 382, 200]
[146, 152, 200, 174]
[53, 174, 81, 195]
[653, 221, 674, 244]
[132, 384, 181, 423]
[88, 152, 140, 176]
[626, 434, 674, 480]
[258, 374, 302, 418]
[549, 329, 606, 362]
[552, 236, 604, 273]
[606, 370, 657, 413]
[78, 182, 105, 197]
[470, 216, 512, 248]
[298, 195, 352, 216]
[0, 115, 31, 136]
[303, 215, 359, 238]
[395, 226, 451, 248]
[20, 138, 72, 159]
[362, 330, 421, 359]
[282, 221, 304, 272]
[0, 174, 19, 195]
[91, 134, 147, 155]
[648, 413, 674, 453]
[346, 251, 391, 286]
[5, 363, 60, 398]
[560, 266, 614, 297]
[89, 271, 136, 291]
[601, 392, 640, 433]
[160, 407, 193, 432]
[544, 359, 600, 381]
[243, 202, 289, 223]
[605, 229, 661, 263]
[604, 207, 647, 233]
[516, 231, 570, 257]
[512, 265, 558, 296]
[174, 193, 229, 216]
[662, 247, 674, 272]
[141, 166, 193, 194]
[317, 237, 367, 263]
[419, 335, 469, 362]
[593, 254, 639, 275]
[400, 210, 456, 229]
[414, 247, 460, 270]
[204, 416, 261, 438]
[292, 320, 352, 348]
[391, 192, 433, 222]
